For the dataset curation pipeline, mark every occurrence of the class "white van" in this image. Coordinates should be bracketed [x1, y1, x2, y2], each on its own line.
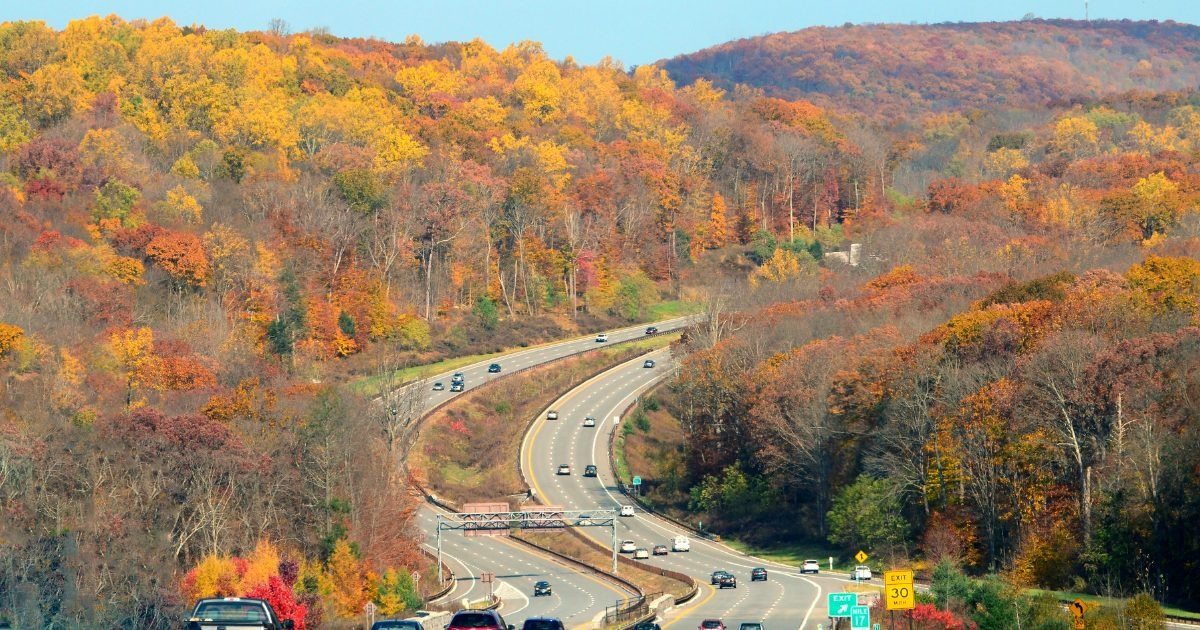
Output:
[672, 535, 690, 552]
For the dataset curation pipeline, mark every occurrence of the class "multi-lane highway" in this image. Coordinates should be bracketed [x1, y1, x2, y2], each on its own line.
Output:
[410, 317, 694, 624]
[521, 347, 859, 629]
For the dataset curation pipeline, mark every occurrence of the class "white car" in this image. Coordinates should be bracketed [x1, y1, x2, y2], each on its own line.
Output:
[596, 333, 608, 342]
[634, 548, 650, 560]
[620, 540, 636, 553]
[672, 536, 690, 552]
[853, 565, 872, 580]
[547, 410, 558, 420]
[557, 464, 571, 475]
[619, 505, 635, 517]
[583, 416, 596, 427]
[801, 559, 820, 574]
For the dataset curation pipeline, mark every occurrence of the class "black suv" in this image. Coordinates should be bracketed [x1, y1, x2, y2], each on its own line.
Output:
[645, 326, 658, 335]
[521, 618, 565, 630]
[447, 610, 513, 630]
[533, 580, 552, 596]
[584, 464, 598, 477]
[718, 573, 737, 589]
[751, 567, 767, 581]
[488, 363, 502, 373]
[711, 570, 731, 585]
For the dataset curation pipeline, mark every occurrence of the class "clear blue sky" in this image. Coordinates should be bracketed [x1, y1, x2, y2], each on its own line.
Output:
[11, 0, 1200, 66]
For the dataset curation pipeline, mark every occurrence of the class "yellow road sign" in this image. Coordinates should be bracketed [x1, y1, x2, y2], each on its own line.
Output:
[855, 550, 869, 563]
[884, 569, 913, 585]
[885, 584, 915, 610]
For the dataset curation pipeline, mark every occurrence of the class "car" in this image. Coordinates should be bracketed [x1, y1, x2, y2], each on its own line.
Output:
[699, 620, 725, 630]
[643, 359, 656, 368]
[646, 326, 658, 335]
[619, 505, 635, 517]
[447, 609, 514, 630]
[751, 567, 767, 581]
[583, 464, 598, 477]
[452, 372, 465, 384]
[634, 548, 650, 559]
[432, 382, 445, 391]
[596, 333, 608, 342]
[853, 565, 873, 581]
[575, 513, 592, 525]
[547, 410, 558, 420]
[450, 382, 464, 392]
[620, 540, 637, 553]
[801, 559, 820, 574]
[556, 464, 571, 475]
[372, 621, 423, 630]
[533, 580, 552, 597]
[653, 544, 668, 556]
[487, 363, 502, 373]
[711, 570, 731, 585]
[186, 597, 296, 630]
[718, 574, 737, 589]
[583, 416, 596, 427]
[521, 618, 565, 630]
[673, 536, 690, 552]
[632, 622, 661, 630]
[738, 624, 763, 630]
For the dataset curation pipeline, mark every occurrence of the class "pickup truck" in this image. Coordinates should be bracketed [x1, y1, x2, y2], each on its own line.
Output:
[185, 597, 295, 630]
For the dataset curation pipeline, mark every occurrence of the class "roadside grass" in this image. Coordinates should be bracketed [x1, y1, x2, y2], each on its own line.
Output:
[1026, 589, 1200, 620]
[721, 539, 853, 571]
[643, 300, 701, 321]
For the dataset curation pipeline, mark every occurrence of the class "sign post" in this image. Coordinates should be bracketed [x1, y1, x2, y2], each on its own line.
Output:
[632, 475, 641, 496]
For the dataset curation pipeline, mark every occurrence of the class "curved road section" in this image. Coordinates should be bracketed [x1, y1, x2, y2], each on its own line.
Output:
[522, 348, 857, 629]
[413, 317, 695, 624]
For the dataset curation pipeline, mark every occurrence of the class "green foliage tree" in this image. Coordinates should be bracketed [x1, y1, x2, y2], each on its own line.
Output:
[612, 270, 658, 321]
[92, 180, 140, 224]
[473, 296, 499, 330]
[333, 168, 387, 214]
[826, 474, 910, 556]
[337, 311, 356, 338]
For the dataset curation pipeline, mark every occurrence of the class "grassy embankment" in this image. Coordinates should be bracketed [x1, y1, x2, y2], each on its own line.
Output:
[407, 333, 692, 598]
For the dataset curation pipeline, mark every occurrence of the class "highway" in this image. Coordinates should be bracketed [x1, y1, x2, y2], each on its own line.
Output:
[410, 317, 695, 625]
[521, 347, 862, 629]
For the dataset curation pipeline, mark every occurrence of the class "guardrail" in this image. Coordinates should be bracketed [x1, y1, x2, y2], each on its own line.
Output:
[604, 592, 657, 625]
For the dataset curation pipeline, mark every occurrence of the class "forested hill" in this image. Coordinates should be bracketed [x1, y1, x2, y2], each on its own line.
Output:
[659, 19, 1200, 119]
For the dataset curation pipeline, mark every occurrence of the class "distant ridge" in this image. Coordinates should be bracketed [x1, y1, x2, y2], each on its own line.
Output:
[659, 19, 1200, 118]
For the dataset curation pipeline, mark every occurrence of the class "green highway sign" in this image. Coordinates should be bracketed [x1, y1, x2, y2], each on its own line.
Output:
[632, 476, 642, 485]
[851, 605, 870, 630]
[828, 592, 856, 617]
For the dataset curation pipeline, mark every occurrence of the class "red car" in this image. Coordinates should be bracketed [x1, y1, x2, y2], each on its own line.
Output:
[699, 621, 725, 630]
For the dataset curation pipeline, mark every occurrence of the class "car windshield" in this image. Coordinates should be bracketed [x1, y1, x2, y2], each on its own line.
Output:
[535, 581, 549, 587]
[701, 622, 722, 629]
[450, 612, 499, 628]
[522, 620, 562, 630]
[193, 602, 267, 622]
[373, 622, 422, 630]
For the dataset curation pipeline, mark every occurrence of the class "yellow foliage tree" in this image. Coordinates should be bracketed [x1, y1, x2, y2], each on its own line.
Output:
[182, 554, 241, 601]
[240, 539, 281, 593]
[999, 174, 1030, 215]
[984, 147, 1028, 178]
[0, 323, 26, 357]
[1129, 171, 1181, 241]
[1051, 116, 1099, 158]
[1126, 255, 1200, 316]
[23, 62, 88, 126]
[107, 327, 154, 408]
[160, 185, 204, 224]
[703, 191, 730, 249]
[750, 248, 806, 286]
[513, 58, 563, 123]
[325, 539, 368, 617]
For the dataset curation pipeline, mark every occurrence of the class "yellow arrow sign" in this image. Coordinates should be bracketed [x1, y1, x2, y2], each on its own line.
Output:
[855, 550, 869, 563]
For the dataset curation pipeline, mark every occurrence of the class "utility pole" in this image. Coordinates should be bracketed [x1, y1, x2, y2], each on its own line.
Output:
[1085, 0, 1089, 22]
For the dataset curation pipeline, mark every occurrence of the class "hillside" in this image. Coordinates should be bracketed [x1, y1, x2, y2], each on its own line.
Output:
[660, 19, 1200, 119]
